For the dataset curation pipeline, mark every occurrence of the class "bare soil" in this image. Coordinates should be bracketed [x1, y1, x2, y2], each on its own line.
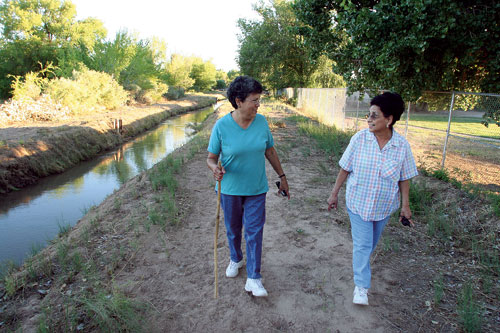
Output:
[0, 102, 498, 332]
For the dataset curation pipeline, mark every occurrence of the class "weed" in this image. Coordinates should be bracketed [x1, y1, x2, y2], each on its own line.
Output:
[433, 275, 444, 305]
[25, 256, 38, 280]
[285, 115, 309, 124]
[488, 192, 500, 217]
[432, 168, 450, 182]
[80, 203, 96, 215]
[81, 225, 90, 243]
[457, 282, 482, 332]
[57, 220, 72, 238]
[316, 162, 329, 176]
[426, 210, 454, 240]
[186, 121, 204, 134]
[382, 236, 400, 252]
[4, 272, 24, 297]
[409, 180, 433, 216]
[147, 208, 162, 227]
[90, 216, 100, 231]
[79, 290, 146, 332]
[296, 228, 305, 234]
[57, 241, 70, 270]
[29, 242, 44, 257]
[71, 251, 84, 273]
[300, 146, 311, 157]
[297, 121, 352, 160]
[113, 197, 122, 211]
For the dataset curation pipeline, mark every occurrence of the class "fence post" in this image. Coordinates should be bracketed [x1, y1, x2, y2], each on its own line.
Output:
[441, 91, 455, 168]
[405, 102, 410, 138]
[355, 93, 360, 132]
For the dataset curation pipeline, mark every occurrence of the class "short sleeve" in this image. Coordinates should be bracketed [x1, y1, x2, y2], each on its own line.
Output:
[207, 122, 221, 155]
[265, 120, 274, 149]
[400, 142, 418, 181]
[339, 133, 359, 172]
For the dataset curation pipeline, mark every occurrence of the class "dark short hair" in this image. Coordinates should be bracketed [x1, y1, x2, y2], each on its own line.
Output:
[370, 92, 405, 127]
[227, 76, 263, 109]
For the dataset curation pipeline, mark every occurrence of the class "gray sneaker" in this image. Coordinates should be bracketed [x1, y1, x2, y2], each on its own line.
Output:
[225, 260, 244, 278]
[245, 278, 268, 297]
[353, 286, 369, 305]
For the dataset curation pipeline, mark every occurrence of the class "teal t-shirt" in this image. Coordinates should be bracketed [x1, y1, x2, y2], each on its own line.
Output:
[208, 112, 274, 195]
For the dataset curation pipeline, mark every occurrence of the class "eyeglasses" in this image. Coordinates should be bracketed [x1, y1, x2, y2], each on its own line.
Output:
[365, 113, 380, 120]
[248, 98, 261, 105]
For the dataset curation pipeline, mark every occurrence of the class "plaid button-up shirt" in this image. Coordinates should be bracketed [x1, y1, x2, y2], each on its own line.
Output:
[339, 129, 418, 221]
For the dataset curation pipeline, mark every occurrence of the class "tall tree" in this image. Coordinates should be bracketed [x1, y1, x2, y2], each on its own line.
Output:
[189, 57, 217, 91]
[293, 0, 500, 99]
[237, 0, 319, 89]
[0, 0, 105, 47]
[0, 0, 106, 97]
[163, 54, 195, 90]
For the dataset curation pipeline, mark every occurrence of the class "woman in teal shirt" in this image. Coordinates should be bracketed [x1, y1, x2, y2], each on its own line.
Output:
[207, 76, 289, 297]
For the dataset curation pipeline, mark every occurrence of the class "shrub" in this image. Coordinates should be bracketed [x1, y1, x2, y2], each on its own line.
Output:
[164, 86, 186, 100]
[9, 64, 55, 102]
[46, 68, 128, 115]
[140, 80, 168, 104]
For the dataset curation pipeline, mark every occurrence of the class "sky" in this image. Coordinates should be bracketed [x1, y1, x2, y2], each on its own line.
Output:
[72, 0, 261, 72]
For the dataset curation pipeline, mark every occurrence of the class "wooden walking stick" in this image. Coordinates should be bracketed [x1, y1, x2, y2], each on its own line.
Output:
[214, 160, 222, 298]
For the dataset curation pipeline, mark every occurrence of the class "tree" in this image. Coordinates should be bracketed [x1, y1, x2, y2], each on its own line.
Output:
[237, 0, 319, 89]
[227, 69, 240, 82]
[163, 54, 195, 90]
[0, 0, 106, 97]
[293, 0, 500, 101]
[189, 58, 217, 91]
[0, 0, 105, 47]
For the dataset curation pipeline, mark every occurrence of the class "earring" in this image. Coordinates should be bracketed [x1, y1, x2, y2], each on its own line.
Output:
[386, 123, 389, 128]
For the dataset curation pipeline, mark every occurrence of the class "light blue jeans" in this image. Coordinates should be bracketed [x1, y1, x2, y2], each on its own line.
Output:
[220, 193, 266, 279]
[347, 209, 390, 289]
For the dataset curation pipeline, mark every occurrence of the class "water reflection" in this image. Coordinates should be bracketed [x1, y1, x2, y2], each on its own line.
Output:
[0, 107, 214, 264]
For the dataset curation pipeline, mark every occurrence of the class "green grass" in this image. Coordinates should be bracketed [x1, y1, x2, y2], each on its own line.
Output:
[457, 282, 482, 332]
[297, 121, 352, 159]
[403, 113, 499, 140]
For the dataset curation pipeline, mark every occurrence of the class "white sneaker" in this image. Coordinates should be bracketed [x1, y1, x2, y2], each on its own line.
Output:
[353, 286, 369, 305]
[225, 260, 244, 278]
[245, 278, 268, 297]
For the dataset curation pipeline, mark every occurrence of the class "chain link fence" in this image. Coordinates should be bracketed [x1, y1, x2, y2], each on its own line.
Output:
[277, 88, 500, 193]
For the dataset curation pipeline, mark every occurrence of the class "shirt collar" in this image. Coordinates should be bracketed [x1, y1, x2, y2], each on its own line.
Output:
[366, 129, 403, 149]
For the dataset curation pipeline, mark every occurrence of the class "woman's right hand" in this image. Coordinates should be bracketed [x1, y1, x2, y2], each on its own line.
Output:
[327, 192, 338, 211]
[213, 164, 225, 181]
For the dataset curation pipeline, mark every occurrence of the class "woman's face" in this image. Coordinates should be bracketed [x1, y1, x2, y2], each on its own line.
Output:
[237, 93, 261, 119]
[367, 105, 392, 133]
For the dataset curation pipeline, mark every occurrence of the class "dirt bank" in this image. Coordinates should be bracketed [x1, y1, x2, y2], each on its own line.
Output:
[0, 101, 498, 332]
[0, 94, 219, 193]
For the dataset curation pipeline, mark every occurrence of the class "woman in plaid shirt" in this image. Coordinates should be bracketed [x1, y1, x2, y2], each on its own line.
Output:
[327, 92, 418, 306]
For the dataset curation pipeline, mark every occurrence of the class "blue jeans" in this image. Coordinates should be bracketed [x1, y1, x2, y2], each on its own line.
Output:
[220, 193, 266, 279]
[347, 209, 390, 289]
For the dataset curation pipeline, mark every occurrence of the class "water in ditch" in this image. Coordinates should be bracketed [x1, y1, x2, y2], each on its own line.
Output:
[0, 106, 215, 265]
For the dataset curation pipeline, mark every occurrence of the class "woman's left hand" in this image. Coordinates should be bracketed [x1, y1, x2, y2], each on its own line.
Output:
[279, 177, 290, 199]
[399, 205, 414, 227]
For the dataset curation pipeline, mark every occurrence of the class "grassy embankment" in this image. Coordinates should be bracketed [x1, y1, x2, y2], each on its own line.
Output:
[0, 95, 217, 193]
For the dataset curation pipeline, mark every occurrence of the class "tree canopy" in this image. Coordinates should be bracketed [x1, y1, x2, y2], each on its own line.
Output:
[237, 0, 344, 90]
[0, 0, 107, 98]
[292, 0, 500, 100]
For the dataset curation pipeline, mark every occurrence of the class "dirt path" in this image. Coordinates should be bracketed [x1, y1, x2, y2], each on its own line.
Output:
[110, 105, 396, 332]
[4, 102, 498, 332]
